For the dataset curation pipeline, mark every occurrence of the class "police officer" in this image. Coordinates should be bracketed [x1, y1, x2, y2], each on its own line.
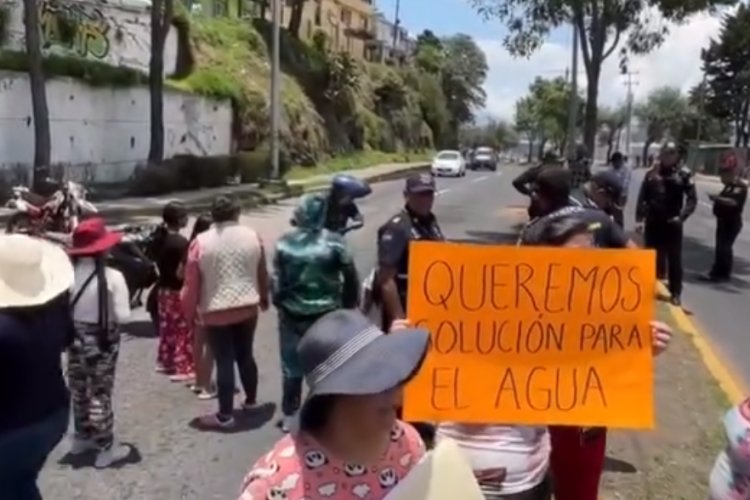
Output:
[512, 152, 564, 218]
[635, 142, 697, 306]
[376, 173, 444, 331]
[571, 170, 625, 217]
[375, 172, 443, 447]
[702, 153, 748, 282]
[521, 168, 636, 249]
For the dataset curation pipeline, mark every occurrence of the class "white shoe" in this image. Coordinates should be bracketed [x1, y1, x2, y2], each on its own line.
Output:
[68, 437, 97, 455]
[94, 442, 131, 469]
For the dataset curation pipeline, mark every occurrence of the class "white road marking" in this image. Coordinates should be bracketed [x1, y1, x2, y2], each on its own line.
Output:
[699, 201, 712, 209]
[436, 188, 450, 196]
[472, 175, 488, 183]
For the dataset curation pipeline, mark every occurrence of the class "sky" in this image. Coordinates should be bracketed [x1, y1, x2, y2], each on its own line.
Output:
[375, 0, 727, 122]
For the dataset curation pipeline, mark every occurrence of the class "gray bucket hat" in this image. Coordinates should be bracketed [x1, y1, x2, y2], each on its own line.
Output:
[298, 309, 429, 397]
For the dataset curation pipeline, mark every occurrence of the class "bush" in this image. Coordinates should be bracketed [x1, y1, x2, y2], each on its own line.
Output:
[126, 148, 290, 196]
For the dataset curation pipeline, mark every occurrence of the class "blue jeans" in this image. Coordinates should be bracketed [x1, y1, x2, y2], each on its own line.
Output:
[0, 407, 69, 500]
[207, 317, 258, 417]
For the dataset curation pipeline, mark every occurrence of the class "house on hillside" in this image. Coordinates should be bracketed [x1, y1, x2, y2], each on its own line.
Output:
[366, 12, 414, 64]
[250, 0, 376, 59]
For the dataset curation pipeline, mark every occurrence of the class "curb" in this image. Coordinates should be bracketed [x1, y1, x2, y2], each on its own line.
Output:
[656, 281, 746, 404]
[0, 163, 429, 224]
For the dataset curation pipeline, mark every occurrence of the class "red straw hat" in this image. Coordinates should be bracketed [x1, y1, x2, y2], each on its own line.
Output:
[67, 217, 122, 256]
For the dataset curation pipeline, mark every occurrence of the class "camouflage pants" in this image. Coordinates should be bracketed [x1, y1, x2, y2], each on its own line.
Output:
[67, 323, 121, 449]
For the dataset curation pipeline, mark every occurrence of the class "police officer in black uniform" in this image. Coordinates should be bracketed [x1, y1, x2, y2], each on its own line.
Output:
[635, 142, 697, 306]
[519, 168, 637, 248]
[512, 152, 564, 219]
[702, 155, 748, 282]
[376, 173, 444, 331]
[376, 173, 443, 447]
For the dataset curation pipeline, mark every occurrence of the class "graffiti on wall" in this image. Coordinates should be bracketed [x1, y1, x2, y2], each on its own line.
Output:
[39, 0, 111, 59]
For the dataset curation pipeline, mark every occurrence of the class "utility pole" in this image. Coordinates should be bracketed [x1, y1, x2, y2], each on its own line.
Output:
[565, 23, 578, 160]
[696, 72, 707, 142]
[269, 0, 281, 179]
[623, 70, 639, 160]
[392, 0, 401, 53]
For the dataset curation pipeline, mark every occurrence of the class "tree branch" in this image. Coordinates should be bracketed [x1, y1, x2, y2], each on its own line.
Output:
[602, 24, 621, 60]
[572, 5, 591, 72]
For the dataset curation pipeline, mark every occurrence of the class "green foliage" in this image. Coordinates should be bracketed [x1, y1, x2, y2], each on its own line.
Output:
[513, 76, 582, 153]
[0, 50, 144, 86]
[700, 4, 750, 146]
[460, 120, 519, 149]
[634, 86, 689, 151]
[468, 0, 737, 152]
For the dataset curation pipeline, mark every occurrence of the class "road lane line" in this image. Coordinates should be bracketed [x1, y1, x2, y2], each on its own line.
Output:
[437, 188, 450, 196]
[656, 281, 746, 403]
[699, 201, 712, 209]
[472, 175, 488, 183]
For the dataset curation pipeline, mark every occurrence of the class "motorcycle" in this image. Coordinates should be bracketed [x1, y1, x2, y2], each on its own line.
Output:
[5, 180, 98, 234]
[108, 223, 160, 309]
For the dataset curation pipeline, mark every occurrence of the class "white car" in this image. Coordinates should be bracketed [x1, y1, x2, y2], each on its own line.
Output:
[431, 150, 466, 177]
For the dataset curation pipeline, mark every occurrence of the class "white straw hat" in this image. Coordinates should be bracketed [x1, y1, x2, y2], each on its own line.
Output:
[0, 234, 74, 308]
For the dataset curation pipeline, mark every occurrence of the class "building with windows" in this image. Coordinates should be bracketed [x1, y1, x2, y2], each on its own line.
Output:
[366, 12, 415, 64]
[186, 0, 377, 60]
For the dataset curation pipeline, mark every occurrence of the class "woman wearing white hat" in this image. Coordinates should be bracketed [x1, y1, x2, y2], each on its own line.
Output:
[0, 234, 76, 499]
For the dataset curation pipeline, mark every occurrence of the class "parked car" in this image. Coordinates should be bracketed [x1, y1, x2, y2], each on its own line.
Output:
[431, 150, 466, 177]
[470, 147, 498, 171]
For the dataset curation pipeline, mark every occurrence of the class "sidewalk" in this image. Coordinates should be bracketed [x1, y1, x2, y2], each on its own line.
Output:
[0, 161, 428, 223]
[600, 300, 730, 499]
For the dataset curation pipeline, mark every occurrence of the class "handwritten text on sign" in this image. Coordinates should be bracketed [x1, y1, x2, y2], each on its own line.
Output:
[403, 242, 656, 429]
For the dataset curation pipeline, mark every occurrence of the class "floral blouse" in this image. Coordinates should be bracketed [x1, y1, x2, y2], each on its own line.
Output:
[239, 421, 425, 499]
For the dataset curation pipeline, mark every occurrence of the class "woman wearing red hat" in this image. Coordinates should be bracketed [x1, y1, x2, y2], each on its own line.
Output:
[66, 217, 132, 468]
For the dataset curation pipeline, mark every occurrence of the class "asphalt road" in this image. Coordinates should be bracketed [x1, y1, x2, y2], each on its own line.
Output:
[623, 169, 750, 393]
[39, 165, 749, 499]
[39, 167, 524, 500]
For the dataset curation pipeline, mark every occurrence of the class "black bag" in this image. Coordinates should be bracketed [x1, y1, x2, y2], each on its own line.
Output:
[108, 241, 157, 298]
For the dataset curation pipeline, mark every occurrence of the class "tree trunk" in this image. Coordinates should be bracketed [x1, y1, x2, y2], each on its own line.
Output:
[23, 0, 51, 190]
[288, 0, 305, 38]
[148, 0, 173, 164]
[642, 140, 652, 167]
[527, 138, 533, 163]
[606, 136, 613, 162]
[583, 70, 600, 157]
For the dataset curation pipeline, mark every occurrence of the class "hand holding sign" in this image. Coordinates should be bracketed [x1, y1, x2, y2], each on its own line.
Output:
[403, 242, 656, 429]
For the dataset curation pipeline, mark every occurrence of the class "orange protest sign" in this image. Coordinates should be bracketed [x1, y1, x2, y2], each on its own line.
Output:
[403, 241, 656, 429]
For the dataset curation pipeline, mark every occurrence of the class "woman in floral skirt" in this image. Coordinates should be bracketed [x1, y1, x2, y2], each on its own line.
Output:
[154, 202, 195, 381]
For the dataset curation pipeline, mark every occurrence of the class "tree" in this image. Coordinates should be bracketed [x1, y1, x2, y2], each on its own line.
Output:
[148, 0, 174, 163]
[514, 96, 539, 162]
[597, 105, 626, 160]
[22, 0, 51, 190]
[513, 76, 583, 159]
[634, 86, 689, 162]
[441, 34, 488, 137]
[675, 81, 730, 145]
[459, 120, 519, 149]
[700, 5, 750, 146]
[469, 0, 737, 156]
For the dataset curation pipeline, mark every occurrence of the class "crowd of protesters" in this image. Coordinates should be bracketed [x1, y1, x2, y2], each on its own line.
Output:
[0, 164, 748, 499]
